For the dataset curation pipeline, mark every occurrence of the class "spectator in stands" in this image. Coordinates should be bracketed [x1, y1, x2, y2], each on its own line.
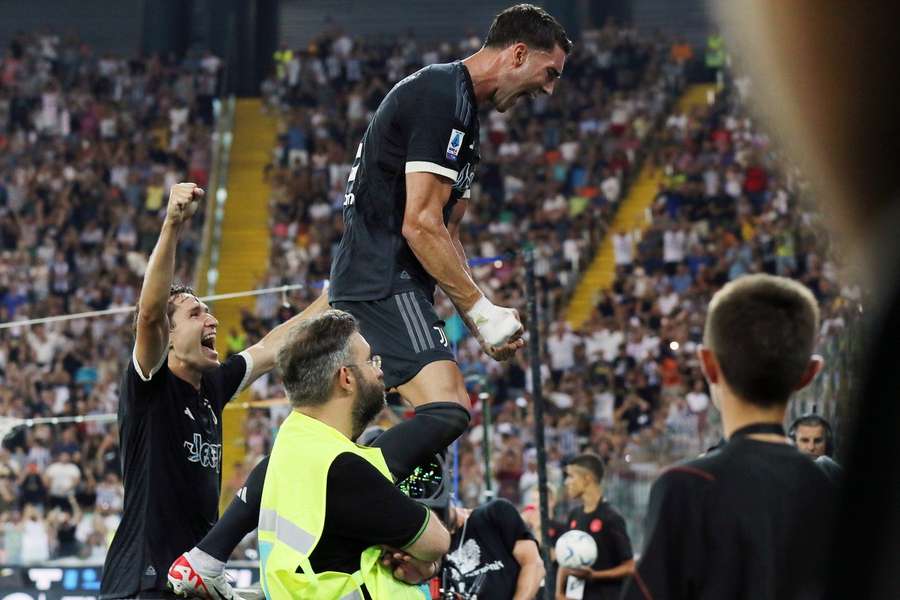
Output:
[547, 320, 580, 385]
[43, 451, 81, 511]
[48, 495, 81, 558]
[19, 504, 50, 564]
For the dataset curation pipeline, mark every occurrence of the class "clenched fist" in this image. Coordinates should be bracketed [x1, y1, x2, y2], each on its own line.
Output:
[165, 183, 204, 227]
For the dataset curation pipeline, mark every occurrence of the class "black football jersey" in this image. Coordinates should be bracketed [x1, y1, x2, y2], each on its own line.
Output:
[330, 61, 480, 302]
[100, 352, 249, 598]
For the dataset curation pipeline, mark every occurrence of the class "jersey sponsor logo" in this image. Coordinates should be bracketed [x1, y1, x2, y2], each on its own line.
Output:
[446, 129, 465, 161]
[184, 433, 222, 473]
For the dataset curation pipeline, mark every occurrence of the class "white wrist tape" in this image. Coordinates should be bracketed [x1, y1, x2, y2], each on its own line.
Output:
[467, 296, 522, 347]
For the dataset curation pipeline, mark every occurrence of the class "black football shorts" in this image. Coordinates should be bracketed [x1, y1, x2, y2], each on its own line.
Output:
[333, 289, 456, 389]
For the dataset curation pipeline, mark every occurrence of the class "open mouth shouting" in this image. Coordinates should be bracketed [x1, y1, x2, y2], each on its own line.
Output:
[200, 331, 218, 360]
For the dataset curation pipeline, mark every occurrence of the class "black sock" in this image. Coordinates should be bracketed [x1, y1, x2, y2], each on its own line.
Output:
[197, 455, 269, 562]
[371, 402, 470, 481]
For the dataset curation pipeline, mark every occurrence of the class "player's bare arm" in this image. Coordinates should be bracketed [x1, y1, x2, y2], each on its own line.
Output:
[511, 538, 545, 600]
[403, 171, 482, 311]
[404, 171, 522, 352]
[241, 288, 331, 385]
[134, 183, 203, 377]
[446, 198, 525, 361]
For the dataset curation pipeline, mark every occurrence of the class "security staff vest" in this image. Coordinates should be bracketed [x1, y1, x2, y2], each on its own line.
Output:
[257, 411, 427, 600]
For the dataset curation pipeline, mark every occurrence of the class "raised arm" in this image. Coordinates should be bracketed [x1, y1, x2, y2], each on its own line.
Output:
[134, 183, 203, 378]
[240, 289, 331, 386]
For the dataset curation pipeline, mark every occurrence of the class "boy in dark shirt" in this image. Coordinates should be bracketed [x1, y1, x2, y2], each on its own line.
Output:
[622, 274, 836, 600]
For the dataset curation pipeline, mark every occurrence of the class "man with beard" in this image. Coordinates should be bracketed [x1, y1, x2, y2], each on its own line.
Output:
[255, 310, 450, 599]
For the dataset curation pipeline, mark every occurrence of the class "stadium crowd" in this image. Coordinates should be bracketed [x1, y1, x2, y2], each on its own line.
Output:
[0, 23, 855, 567]
[0, 31, 220, 562]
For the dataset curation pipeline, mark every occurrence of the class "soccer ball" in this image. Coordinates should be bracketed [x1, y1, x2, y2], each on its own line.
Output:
[555, 530, 598, 568]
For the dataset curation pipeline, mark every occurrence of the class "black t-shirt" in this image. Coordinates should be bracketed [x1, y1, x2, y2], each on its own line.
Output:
[308, 452, 430, 575]
[539, 517, 567, 596]
[100, 352, 249, 599]
[444, 498, 537, 599]
[330, 61, 480, 302]
[563, 501, 633, 600]
[622, 437, 836, 600]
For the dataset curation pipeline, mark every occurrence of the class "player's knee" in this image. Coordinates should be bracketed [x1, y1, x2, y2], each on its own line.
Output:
[415, 401, 471, 444]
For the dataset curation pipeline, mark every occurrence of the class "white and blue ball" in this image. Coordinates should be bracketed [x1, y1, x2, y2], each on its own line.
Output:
[555, 530, 598, 569]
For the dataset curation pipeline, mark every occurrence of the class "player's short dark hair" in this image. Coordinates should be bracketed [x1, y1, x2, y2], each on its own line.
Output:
[793, 415, 829, 432]
[569, 453, 605, 484]
[704, 274, 820, 408]
[484, 4, 573, 55]
[277, 310, 358, 407]
[132, 284, 197, 335]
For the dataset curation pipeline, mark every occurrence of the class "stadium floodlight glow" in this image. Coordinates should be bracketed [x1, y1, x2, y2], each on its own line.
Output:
[670, 341, 680, 351]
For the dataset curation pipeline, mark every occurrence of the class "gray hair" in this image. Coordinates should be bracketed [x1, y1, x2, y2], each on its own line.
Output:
[277, 310, 358, 407]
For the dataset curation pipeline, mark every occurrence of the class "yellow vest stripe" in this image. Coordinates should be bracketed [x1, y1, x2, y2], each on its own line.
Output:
[259, 508, 315, 554]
